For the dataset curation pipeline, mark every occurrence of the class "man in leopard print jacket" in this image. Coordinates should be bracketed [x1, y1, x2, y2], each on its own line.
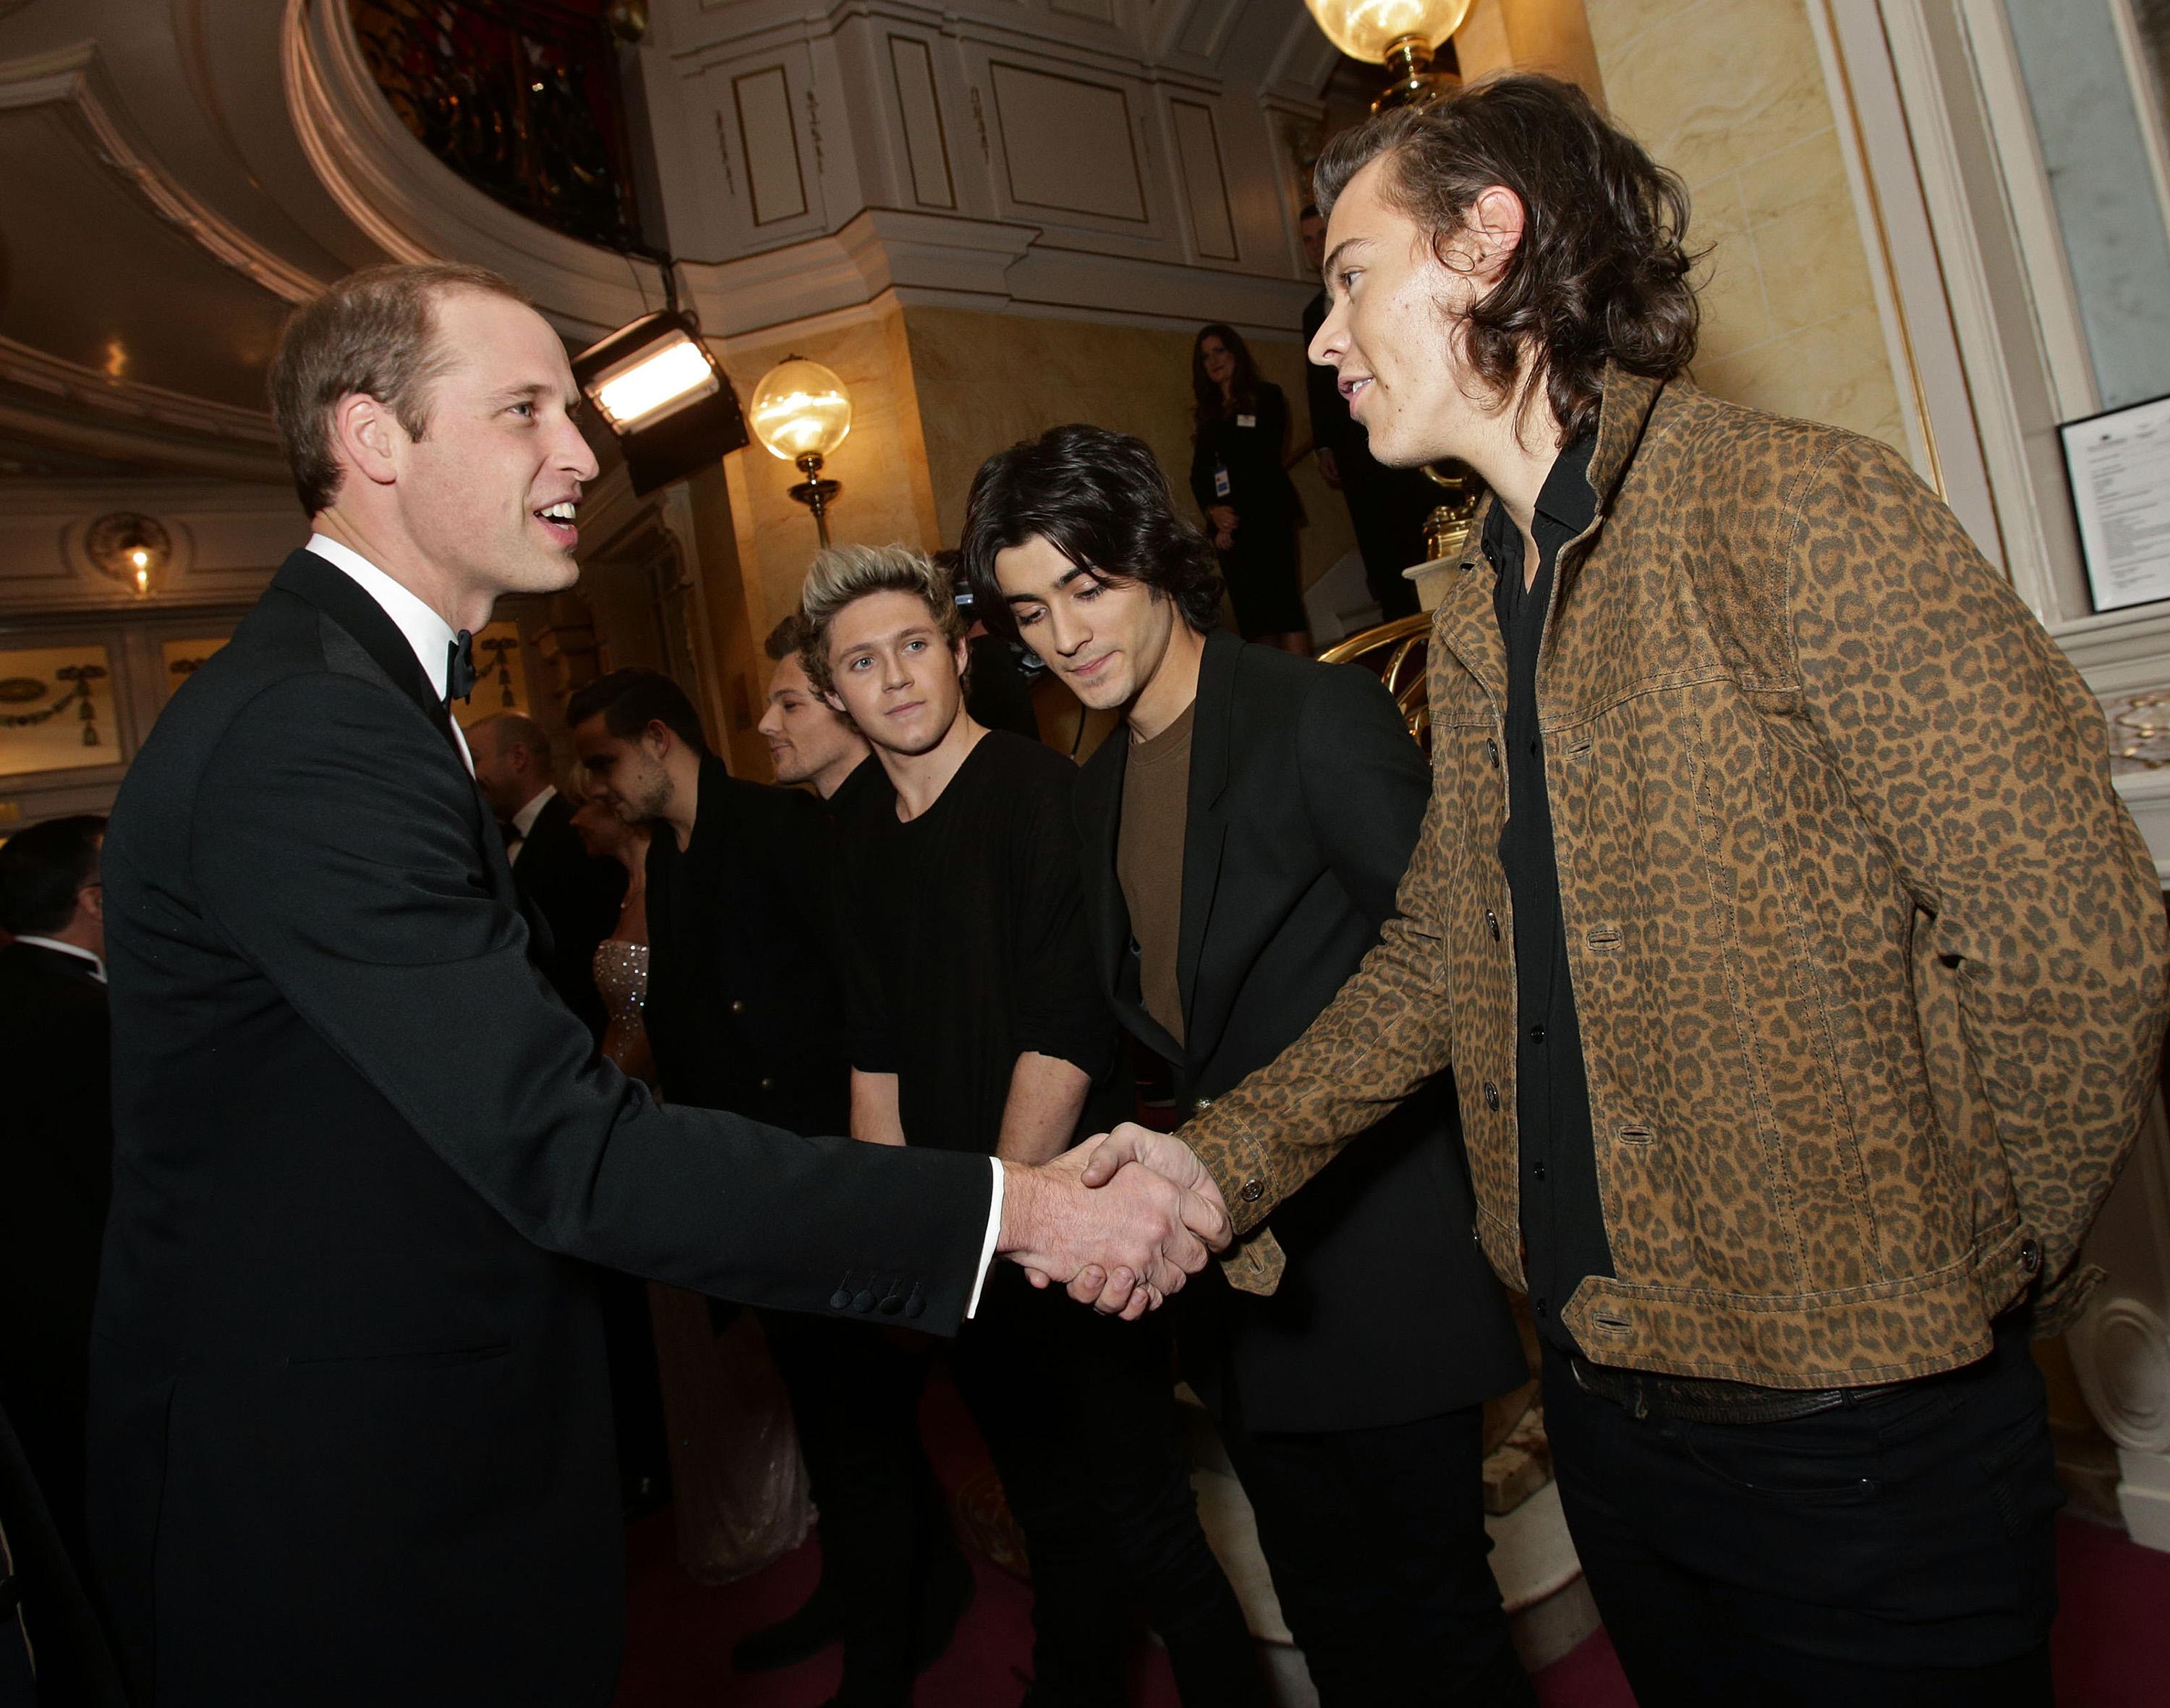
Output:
[1081, 76, 2168, 1702]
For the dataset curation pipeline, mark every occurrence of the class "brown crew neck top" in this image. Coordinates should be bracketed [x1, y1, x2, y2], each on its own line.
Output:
[1116, 701, 1196, 1045]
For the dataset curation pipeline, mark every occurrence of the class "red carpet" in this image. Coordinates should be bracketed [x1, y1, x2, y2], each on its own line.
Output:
[614, 1373, 2170, 1707]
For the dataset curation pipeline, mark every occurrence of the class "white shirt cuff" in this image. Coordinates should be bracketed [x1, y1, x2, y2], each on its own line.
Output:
[965, 1157, 1003, 1320]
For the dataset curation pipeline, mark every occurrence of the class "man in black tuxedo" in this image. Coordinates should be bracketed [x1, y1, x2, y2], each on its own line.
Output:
[88, 261, 1226, 1708]
[966, 425, 1535, 1706]
[469, 710, 626, 1040]
[0, 814, 113, 1570]
[1298, 203, 1433, 621]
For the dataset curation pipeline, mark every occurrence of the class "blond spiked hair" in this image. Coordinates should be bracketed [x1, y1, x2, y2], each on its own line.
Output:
[797, 543, 967, 693]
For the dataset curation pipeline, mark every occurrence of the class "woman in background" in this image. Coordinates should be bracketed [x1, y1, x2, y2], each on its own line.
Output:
[571, 794, 812, 1588]
[1188, 323, 1309, 653]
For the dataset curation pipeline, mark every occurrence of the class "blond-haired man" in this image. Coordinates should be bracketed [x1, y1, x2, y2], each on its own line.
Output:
[808, 545, 1266, 1708]
[90, 266, 1225, 1707]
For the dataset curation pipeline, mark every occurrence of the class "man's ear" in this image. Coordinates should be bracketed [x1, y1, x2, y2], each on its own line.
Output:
[640, 720, 675, 763]
[1463, 184, 1527, 287]
[78, 880, 104, 925]
[328, 391, 404, 490]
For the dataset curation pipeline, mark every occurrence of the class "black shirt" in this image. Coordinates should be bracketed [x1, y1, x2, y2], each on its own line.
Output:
[1486, 433, 1615, 1353]
[834, 731, 1116, 1155]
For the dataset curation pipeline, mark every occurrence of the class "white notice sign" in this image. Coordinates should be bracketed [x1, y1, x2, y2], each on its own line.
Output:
[2064, 394, 2170, 612]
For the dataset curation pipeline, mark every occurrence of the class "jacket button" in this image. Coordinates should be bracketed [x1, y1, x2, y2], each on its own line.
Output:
[1486, 909, 1500, 941]
[1239, 1177, 1264, 1203]
[730, 998, 748, 1016]
[1191, 1097, 1213, 1116]
[903, 1286, 925, 1320]
[759, 1076, 776, 1092]
[1484, 1082, 1500, 1110]
[2020, 1238, 2041, 1275]
[851, 1289, 875, 1313]
[1485, 738, 1500, 770]
[830, 1288, 852, 1310]
[877, 1291, 903, 1315]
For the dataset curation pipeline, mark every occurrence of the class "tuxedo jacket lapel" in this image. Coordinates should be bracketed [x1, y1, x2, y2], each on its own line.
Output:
[275, 549, 497, 866]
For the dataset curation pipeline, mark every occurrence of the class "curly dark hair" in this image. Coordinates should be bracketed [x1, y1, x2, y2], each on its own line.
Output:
[958, 425, 1224, 640]
[1313, 74, 1700, 443]
[1190, 323, 1264, 436]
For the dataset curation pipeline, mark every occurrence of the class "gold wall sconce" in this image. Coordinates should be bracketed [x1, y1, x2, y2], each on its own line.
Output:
[85, 511, 173, 598]
[1304, 0, 1473, 109]
[749, 357, 854, 548]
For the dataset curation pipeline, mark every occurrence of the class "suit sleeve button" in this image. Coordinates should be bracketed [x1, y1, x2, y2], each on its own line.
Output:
[829, 1290, 852, 1310]
[903, 1286, 925, 1320]
[851, 1289, 875, 1312]
[877, 1292, 904, 1315]
[1239, 1178, 1264, 1203]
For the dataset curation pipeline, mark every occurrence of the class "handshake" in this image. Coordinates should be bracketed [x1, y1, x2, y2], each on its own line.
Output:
[996, 1124, 1230, 1320]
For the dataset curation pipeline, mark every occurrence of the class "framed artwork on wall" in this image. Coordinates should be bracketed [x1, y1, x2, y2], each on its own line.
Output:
[2062, 391, 2170, 612]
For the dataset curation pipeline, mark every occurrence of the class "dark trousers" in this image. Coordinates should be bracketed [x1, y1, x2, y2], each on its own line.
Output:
[1218, 1406, 1532, 1707]
[955, 1271, 1264, 1708]
[762, 1311, 963, 1699]
[1543, 1315, 2061, 1707]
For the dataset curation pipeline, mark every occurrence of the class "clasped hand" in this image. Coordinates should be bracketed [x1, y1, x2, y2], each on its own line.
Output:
[997, 1123, 1229, 1320]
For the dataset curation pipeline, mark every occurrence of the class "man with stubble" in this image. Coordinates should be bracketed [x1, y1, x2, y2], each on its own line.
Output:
[804, 545, 1264, 1708]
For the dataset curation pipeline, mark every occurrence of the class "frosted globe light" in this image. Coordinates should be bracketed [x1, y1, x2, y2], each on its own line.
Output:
[749, 359, 853, 463]
[1302, 0, 1472, 61]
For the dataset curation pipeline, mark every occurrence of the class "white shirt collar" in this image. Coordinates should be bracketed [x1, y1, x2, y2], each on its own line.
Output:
[14, 935, 106, 984]
[306, 533, 474, 773]
[510, 784, 557, 841]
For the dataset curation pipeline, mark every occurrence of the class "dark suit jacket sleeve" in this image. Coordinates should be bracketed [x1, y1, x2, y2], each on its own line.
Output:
[1297, 664, 1431, 927]
[1189, 427, 1217, 517]
[189, 673, 994, 1333]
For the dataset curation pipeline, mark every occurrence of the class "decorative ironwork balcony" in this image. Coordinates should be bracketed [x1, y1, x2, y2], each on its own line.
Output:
[349, 0, 647, 255]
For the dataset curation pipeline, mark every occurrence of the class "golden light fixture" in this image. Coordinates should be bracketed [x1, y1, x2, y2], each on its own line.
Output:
[749, 357, 853, 547]
[1304, 0, 1473, 109]
[85, 511, 173, 598]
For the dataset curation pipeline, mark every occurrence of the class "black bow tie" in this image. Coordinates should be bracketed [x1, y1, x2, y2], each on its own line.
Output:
[446, 630, 476, 705]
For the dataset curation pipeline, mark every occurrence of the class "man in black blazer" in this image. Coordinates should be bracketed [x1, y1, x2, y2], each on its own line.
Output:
[0, 814, 114, 1571]
[966, 426, 1534, 1707]
[569, 668, 850, 1141]
[88, 263, 1225, 1708]
[469, 710, 626, 1040]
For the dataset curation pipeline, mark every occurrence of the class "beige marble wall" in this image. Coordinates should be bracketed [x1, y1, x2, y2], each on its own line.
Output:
[1583, 0, 1907, 449]
[901, 306, 1356, 605]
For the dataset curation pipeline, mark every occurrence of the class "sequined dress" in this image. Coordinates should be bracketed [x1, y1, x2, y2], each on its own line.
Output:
[591, 939, 650, 1076]
[590, 936, 811, 1584]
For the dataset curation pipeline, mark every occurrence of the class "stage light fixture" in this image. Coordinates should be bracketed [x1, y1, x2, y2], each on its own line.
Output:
[572, 310, 749, 496]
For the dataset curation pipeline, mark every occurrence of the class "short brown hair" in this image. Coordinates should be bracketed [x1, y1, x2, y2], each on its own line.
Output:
[1314, 75, 1699, 443]
[268, 262, 531, 515]
[798, 545, 966, 694]
[764, 612, 814, 664]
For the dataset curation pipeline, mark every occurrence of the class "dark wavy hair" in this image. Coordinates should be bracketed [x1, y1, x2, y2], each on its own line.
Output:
[1190, 323, 1264, 434]
[1314, 74, 1699, 443]
[959, 425, 1224, 640]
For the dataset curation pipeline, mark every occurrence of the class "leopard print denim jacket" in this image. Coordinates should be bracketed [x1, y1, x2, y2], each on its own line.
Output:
[1186, 368, 2169, 1388]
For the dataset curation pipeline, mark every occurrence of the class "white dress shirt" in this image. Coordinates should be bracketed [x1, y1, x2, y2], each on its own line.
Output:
[306, 533, 474, 774]
[12, 933, 106, 985]
[305, 535, 1006, 1312]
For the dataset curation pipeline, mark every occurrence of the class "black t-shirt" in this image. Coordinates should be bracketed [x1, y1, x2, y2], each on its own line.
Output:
[834, 731, 1115, 1155]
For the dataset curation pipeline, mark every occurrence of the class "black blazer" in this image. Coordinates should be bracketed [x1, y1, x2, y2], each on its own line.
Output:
[644, 753, 850, 1139]
[89, 550, 992, 1707]
[0, 940, 112, 1550]
[511, 789, 626, 1041]
[1076, 629, 1526, 1431]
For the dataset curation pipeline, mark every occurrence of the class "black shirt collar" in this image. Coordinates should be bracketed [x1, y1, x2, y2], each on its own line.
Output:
[1481, 432, 1600, 570]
